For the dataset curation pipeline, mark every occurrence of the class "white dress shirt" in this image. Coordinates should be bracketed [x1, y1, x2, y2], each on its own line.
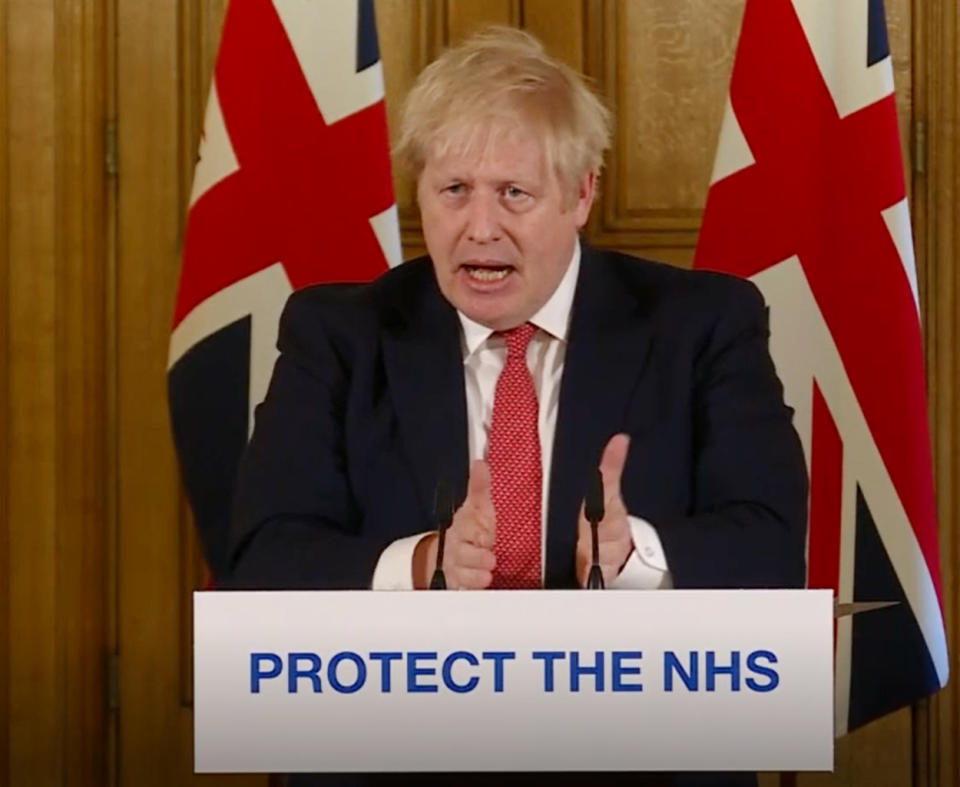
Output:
[371, 241, 673, 590]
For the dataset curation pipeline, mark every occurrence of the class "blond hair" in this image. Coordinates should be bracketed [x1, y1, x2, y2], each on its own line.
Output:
[395, 27, 611, 198]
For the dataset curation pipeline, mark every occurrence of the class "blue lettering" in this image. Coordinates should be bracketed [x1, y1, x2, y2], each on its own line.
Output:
[441, 651, 479, 693]
[611, 651, 643, 692]
[327, 651, 366, 694]
[745, 650, 779, 692]
[369, 651, 402, 692]
[663, 651, 698, 691]
[407, 651, 438, 693]
[706, 650, 740, 691]
[570, 650, 604, 692]
[250, 652, 282, 693]
[287, 652, 322, 693]
[532, 651, 565, 692]
[481, 651, 515, 692]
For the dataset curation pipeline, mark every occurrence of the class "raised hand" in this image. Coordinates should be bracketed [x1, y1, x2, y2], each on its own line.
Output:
[575, 433, 633, 588]
[414, 459, 497, 589]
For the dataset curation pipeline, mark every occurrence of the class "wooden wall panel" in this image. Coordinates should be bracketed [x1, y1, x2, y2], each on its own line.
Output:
[915, 1, 960, 785]
[104, 0, 119, 780]
[446, 0, 519, 43]
[605, 1, 743, 230]
[115, 1, 183, 782]
[55, 2, 109, 784]
[7, 4, 59, 783]
[523, 0, 585, 71]
[115, 0, 262, 782]
[7, 1, 70, 783]
[0, 0, 10, 779]
[3, 0, 109, 784]
[587, 0, 741, 262]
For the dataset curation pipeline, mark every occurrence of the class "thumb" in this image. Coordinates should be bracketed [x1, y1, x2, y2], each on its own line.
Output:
[599, 433, 630, 499]
[466, 458, 492, 504]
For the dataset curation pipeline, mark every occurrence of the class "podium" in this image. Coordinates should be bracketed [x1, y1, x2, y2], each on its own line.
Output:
[194, 590, 833, 773]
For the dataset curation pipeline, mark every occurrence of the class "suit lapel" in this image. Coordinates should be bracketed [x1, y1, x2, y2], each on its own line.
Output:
[545, 245, 655, 587]
[381, 264, 470, 528]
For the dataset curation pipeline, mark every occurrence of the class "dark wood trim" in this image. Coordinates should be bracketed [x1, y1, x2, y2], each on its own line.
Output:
[0, 0, 10, 777]
[104, 0, 120, 783]
[914, 0, 960, 784]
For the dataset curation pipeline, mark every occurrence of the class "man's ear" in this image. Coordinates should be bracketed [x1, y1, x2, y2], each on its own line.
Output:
[573, 170, 596, 228]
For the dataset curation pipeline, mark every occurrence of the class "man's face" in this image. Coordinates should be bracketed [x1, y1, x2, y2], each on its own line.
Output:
[417, 127, 595, 331]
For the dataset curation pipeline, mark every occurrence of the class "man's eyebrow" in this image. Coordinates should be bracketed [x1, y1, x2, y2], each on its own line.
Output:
[498, 178, 538, 191]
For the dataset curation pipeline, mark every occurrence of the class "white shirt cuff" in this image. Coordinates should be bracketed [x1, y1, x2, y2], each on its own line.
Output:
[371, 531, 433, 590]
[609, 515, 673, 590]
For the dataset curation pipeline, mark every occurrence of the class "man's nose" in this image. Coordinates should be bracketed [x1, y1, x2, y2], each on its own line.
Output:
[465, 194, 502, 243]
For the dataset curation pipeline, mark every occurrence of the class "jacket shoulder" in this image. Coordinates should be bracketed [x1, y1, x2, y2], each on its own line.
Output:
[592, 248, 765, 316]
[279, 258, 436, 333]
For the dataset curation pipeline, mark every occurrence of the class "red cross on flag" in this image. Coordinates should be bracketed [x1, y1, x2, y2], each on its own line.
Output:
[167, 0, 400, 580]
[694, 0, 948, 733]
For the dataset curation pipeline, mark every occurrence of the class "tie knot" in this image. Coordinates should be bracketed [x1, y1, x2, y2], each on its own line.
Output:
[501, 323, 537, 358]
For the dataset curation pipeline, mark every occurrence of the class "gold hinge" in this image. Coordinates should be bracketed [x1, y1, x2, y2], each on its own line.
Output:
[106, 652, 119, 711]
[105, 120, 118, 176]
[914, 119, 926, 176]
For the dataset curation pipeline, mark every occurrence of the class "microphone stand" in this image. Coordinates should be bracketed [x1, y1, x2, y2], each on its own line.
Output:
[585, 469, 605, 589]
[430, 480, 454, 590]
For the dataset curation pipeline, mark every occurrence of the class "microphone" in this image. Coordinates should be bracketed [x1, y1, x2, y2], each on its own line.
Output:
[585, 469, 605, 589]
[430, 479, 455, 590]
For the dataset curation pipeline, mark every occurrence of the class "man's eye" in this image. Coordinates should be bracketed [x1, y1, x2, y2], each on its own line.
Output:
[443, 183, 465, 195]
[504, 186, 527, 199]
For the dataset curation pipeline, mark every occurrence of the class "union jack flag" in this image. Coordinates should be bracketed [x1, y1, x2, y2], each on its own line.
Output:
[168, 0, 400, 580]
[695, 0, 948, 733]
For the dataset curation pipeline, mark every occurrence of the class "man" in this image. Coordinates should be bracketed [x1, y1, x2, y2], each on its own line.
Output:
[229, 26, 807, 786]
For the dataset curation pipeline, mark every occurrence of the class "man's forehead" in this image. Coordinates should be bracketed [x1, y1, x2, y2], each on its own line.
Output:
[423, 125, 550, 177]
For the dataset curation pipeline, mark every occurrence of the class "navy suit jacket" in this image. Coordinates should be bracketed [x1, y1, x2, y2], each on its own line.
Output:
[229, 244, 807, 589]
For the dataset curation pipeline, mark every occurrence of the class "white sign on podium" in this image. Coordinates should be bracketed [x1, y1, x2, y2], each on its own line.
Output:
[194, 589, 832, 773]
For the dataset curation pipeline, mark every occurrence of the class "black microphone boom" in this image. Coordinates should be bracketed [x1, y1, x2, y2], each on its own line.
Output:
[585, 468, 605, 590]
[430, 479, 455, 590]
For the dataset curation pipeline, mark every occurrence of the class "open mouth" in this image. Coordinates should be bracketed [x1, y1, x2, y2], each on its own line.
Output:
[461, 262, 514, 284]
[464, 265, 511, 282]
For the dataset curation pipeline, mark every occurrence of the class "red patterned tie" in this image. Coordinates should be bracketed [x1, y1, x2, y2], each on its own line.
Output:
[487, 322, 542, 589]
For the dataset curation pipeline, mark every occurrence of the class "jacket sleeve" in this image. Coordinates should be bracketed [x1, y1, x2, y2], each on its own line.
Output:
[227, 290, 391, 589]
[653, 279, 808, 589]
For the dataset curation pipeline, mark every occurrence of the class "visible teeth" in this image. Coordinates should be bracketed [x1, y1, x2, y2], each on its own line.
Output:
[466, 267, 510, 282]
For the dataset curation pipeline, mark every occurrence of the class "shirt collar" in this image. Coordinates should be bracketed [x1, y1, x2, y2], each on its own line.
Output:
[458, 239, 581, 357]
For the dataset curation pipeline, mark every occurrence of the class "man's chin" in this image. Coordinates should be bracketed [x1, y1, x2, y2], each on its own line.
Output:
[444, 283, 527, 331]
[457, 302, 528, 332]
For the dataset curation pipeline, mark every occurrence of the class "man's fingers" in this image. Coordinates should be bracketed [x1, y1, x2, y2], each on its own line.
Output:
[469, 523, 495, 549]
[451, 541, 496, 572]
[440, 462, 498, 588]
[452, 567, 493, 590]
[599, 433, 630, 498]
[451, 513, 494, 548]
[576, 523, 630, 561]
